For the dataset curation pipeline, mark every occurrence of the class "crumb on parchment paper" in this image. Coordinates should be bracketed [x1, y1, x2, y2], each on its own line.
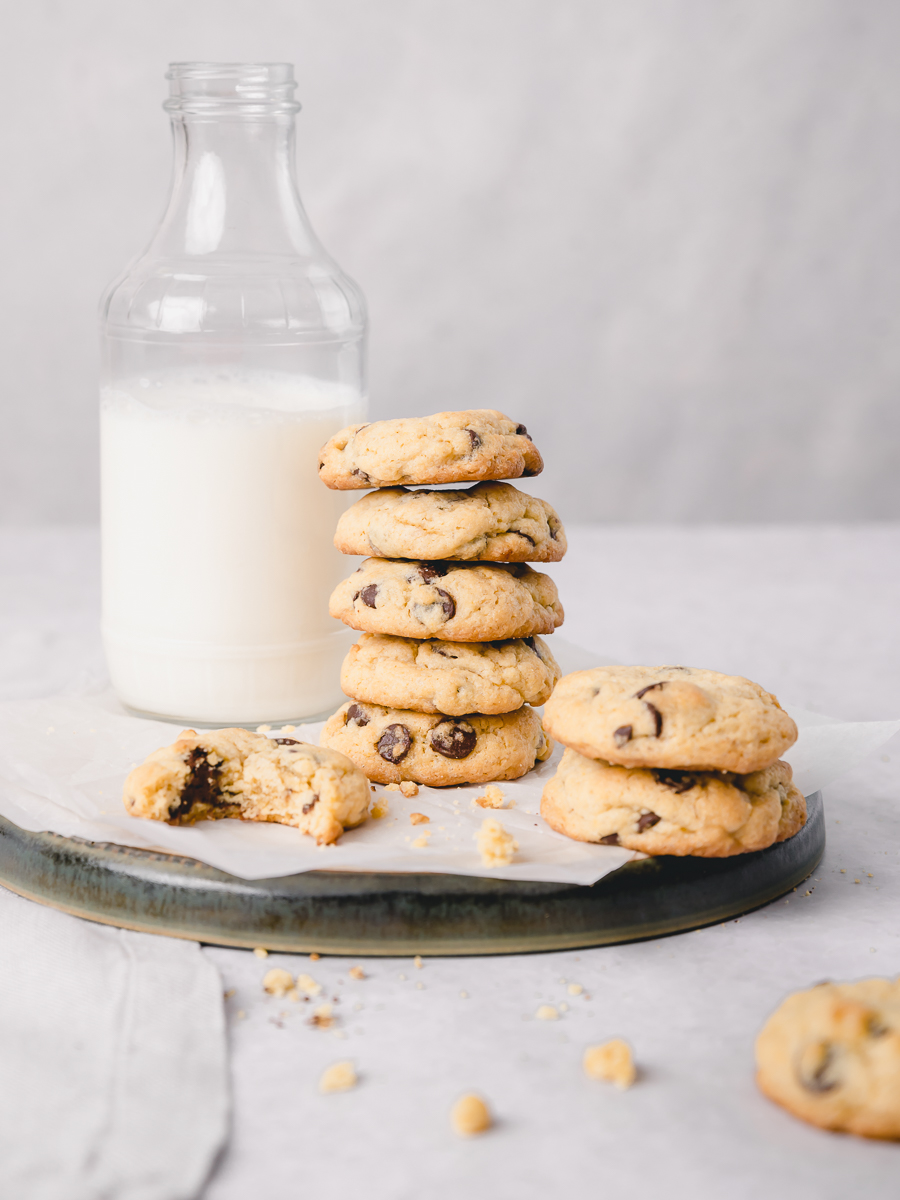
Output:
[536, 1005, 559, 1021]
[476, 818, 518, 867]
[349, 966, 366, 980]
[262, 968, 294, 996]
[371, 797, 389, 818]
[253, 947, 269, 959]
[474, 785, 508, 809]
[583, 1039, 636, 1088]
[399, 781, 419, 797]
[451, 1093, 492, 1136]
[410, 812, 430, 825]
[411, 832, 431, 848]
[296, 973, 322, 997]
[319, 1061, 357, 1093]
[310, 1003, 335, 1029]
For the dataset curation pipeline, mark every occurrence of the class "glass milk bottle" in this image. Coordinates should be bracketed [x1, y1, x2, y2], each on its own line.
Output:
[100, 63, 366, 724]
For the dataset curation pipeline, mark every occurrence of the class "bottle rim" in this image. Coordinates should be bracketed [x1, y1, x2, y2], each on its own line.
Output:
[164, 62, 301, 116]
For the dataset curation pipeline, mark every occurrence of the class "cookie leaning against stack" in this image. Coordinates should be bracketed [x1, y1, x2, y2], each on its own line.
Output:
[318, 409, 562, 787]
[540, 665, 805, 857]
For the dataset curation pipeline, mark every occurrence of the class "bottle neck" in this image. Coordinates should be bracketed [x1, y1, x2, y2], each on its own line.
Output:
[149, 114, 319, 261]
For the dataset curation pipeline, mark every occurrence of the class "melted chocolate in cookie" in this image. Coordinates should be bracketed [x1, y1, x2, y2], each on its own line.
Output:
[359, 584, 379, 608]
[275, 738, 301, 746]
[797, 1043, 839, 1093]
[378, 724, 411, 763]
[466, 428, 482, 449]
[637, 811, 661, 832]
[430, 720, 477, 759]
[613, 725, 633, 747]
[599, 833, 620, 846]
[302, 794, 318, 815]
[169, 747, 226, 821]
[652, 769, 697, 794]
[645, 701, 663, 736]
[346, 704, 370, 727]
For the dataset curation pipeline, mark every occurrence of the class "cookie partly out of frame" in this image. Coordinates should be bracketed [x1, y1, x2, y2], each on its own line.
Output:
[318, 409, 543, 489]
[542, 665, 797, 774]
[540, 749, 805, 857]
[333, 482, 566, 563]
[320, 701, 551, 786]
[341, 632, 561, 716]
[329, 559, 564, 641]
[123, 728, 369, 845]
[756, 978, 900, 1140]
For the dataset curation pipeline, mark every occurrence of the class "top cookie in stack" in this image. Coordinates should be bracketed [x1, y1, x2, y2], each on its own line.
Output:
[540, 666, 806, 857]
[319, 410, 563, 787]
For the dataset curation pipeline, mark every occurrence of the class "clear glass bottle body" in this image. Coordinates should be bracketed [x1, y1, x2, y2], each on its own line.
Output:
[100, 64, 366, 724]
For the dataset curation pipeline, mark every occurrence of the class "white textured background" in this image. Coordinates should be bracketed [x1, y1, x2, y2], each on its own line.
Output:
[2, 0, 899, 524]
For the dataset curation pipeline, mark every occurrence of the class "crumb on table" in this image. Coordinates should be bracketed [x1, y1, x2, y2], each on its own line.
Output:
[399, 781, 419, 797]
[414, 955, 423, 969]
[568, 983, 583, 996]
[536, 1004, 559, 1021]
[310, 1002, 335, 1029]
[385, 782, 401, 792]
[319, 1061, 357, 1093]
[411, 832, 431, 848]
[296, 973, 322, 996]
[451, 1093, 492, 1136]
[410, 812, 430, 825]
[583, 1039, 636, 1088]
[349, 966, 366, 980]
[262, 968, 294, 996]
[371, 797, 389, 818]
[253, 947, 269, 959]
[476, 817, 518, 867]
[474, 784, 506, 809]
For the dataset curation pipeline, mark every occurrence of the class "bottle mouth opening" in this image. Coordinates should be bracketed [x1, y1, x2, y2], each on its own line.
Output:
[164, 62, 301, 116]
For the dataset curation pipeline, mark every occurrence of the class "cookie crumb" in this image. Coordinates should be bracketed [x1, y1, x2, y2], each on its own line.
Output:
[411, 832, 431, 848]
[349, 966, 366, 981]
[583, 1039, 636, 1088]
[385, 782, 401, 792]
[255, 724, 272, 734]
[460, 990, 469, 999]
[223, 988, 235, 1000]
[279, 724, 296, 734]
[309, 952, 321, 961]
[451, 1093, 492, 1136]
[253, 947, 269, 959]
[410, 812, 430, 825]
[567, 983, 583, 996]
[476, 818, 518, 867]
[287, 988, 300, 1002]
[319, 1061, 357, 1093]
[536, 1004, 559, 1021]
[371, 798, 389, 818]
[236, 1009, 246, 1020]
[297, 973, 322, 996]
[310, 1003, 335, 1029]
[414, 955, 423, 969]
[474, 784, 506, 809]
[262, 968, 294, 996]
[399, 781, 419, 797]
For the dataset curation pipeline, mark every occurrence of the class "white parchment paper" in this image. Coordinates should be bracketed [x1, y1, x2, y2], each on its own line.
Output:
[0, 663, 895, 886]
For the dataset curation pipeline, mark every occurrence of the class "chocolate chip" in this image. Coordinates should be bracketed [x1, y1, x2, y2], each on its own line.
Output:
[417, 563, 447, 582]
[433, 647, 458, 659]
[515, 424, 532, 440]
[351, 468, 371, 483]
[352, 591, 360, 602]
[653, 769, 697, 794]
[466, 428, 482, 449]
[645, 701, 663, 736]
[301, 795, 319, 815]
[275, 737, 301, 746]
[637, 811, 661, 832]
[523, 636, 535, 648]
[599, 833, 620, 846]
[430, 720, 477, 759]
[360, 584, 378, 608]
[378, 724, 411, 763]
[318, 461, 324, 470]
[797, 1043, 839, 1093]
[516, 531, 536, 545]
[869, 1018, 890, 1038]
[346, 704, 369, 727]
[548, 518, 560, 541]
[435, 588, 456, 619]
[169, 747, 226, 820]
[613, 725, 633, 747]
[635, 682, 665, 699]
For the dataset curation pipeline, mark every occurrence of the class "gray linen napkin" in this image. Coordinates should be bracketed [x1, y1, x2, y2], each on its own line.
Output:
[0, 886, 228, 1200]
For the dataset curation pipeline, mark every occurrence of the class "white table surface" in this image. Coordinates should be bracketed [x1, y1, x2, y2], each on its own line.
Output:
[2, 524, 899, 1199]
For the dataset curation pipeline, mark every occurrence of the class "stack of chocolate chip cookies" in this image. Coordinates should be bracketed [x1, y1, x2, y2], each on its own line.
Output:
[540, 666, 807, 857]
[317, 410, 565, 786]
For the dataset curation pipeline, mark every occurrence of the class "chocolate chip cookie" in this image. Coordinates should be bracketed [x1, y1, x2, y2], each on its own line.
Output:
[756, 978, 900, 1139]
[333, 482, 566, 562]
[341, 632, 561, 716]
[318, 409, 543, 489]
[540, 748, 805, 856]
[543, 666, 797, 773]
[329, 558, 564, 641]
[124, 728, 369, 845]
[320, 701, 552, 786]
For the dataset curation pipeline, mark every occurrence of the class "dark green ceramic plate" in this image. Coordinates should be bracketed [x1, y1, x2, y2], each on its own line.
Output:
[0, 793, 823, 956]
